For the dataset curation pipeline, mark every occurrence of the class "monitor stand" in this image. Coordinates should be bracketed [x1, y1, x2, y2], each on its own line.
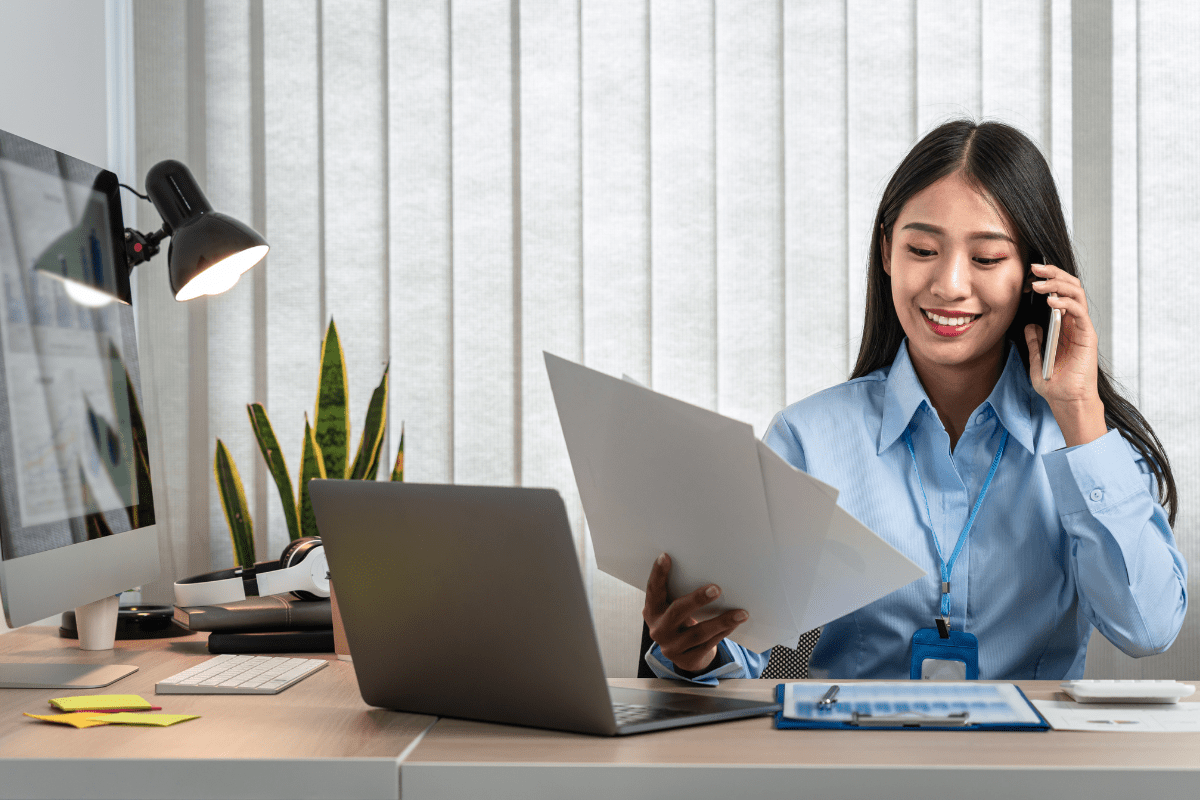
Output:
[0, 662, 138, 689]
[0, 596, 138, 689]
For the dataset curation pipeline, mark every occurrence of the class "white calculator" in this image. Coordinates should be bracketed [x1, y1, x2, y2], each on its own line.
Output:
[1059, 679, 1196, 704]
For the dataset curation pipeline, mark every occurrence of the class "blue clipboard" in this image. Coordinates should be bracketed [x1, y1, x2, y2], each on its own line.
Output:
[774, 682, 1051, 732]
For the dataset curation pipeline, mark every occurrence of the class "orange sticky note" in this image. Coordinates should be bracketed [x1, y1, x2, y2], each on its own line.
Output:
[24, 713, 112, 729]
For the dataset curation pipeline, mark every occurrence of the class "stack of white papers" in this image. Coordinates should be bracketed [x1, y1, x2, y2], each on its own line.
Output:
[1031, 700, 1200, 732]
[545, 353, 925, 653]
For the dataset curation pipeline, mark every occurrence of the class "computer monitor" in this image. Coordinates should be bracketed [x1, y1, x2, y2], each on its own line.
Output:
[0, 128, 159, 687]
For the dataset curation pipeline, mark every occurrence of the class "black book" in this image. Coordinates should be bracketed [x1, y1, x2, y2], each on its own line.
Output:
[207, 629, 335, 655]
[175, 596, 332, 632]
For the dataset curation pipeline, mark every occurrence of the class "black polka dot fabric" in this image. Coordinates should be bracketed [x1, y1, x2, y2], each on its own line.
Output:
[760, 627, 821, 680]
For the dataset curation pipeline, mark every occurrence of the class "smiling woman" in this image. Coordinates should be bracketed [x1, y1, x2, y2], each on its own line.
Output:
[642, 120, 1188, 684]
[880, 171, 1029, 447]
[860, 121, 1166, 484]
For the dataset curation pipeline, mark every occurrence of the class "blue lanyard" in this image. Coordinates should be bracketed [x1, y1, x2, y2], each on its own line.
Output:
[902, 426, 1008, 625]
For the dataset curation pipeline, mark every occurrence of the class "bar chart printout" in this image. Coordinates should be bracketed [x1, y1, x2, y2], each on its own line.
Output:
[782, 682, 1044, 726]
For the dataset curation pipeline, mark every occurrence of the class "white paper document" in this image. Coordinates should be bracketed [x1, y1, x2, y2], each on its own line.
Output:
[1031, 699, 1200, 732]
[545, 352, 925, 653]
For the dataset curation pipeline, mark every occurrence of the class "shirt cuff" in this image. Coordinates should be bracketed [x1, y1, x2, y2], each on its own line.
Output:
[1041, 428, 1150, 518]
[644, 640, 748, 685]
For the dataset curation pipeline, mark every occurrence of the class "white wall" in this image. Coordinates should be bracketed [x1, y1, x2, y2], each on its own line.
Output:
[0, 0, 109, 164]
[0, 0, 110, 632]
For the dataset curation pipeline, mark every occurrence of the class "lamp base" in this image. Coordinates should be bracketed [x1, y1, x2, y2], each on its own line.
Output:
[60, 605, 191, 640]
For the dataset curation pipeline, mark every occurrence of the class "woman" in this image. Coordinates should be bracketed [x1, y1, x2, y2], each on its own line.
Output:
[642, 119, 1187, 682]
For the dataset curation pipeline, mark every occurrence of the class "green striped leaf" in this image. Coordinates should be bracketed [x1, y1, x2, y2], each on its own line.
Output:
[84, 511, 114, 542]
[349, 363, 388, 481]
[214, 439, 256, 568]
[248, 403, 301, 541]
[390, 423, 404, 482]
[129, 430, 154, 529]
[365, 430, 384, 480]
[298, 414, 328, 539]
[104, 341, 154, 525]
[80, 463, 114, 541]
[314, 319, 350, 479]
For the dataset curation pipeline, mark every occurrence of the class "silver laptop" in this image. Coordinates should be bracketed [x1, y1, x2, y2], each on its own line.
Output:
[309, 480, 780, 736]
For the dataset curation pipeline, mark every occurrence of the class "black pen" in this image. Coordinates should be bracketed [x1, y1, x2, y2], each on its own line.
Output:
[817, 685, 840, 706]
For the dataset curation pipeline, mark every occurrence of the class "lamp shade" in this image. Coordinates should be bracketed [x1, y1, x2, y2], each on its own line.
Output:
[144, 160, 268, 301]
[167, 212, 269, 301]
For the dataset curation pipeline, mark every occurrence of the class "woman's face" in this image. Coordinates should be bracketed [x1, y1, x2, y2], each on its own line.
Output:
[882, 171, 1026, 380]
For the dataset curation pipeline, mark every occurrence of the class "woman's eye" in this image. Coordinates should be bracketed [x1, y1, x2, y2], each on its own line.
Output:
[974, 256, 1005, 266]
[907, 246, 935, 257]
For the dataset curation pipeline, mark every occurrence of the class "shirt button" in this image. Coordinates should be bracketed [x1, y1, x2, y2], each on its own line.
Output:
[975, 413, 987, 426]
[1089, 489, 1104, 503]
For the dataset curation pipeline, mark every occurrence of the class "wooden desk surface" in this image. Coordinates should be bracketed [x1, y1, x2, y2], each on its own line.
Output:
[402, 677, 1200, 800]
[5, 627, 1200, 800]
[0, 626, 433, 800]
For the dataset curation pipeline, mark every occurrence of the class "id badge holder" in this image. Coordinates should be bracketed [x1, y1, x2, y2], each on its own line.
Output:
[910, 627, 979, 680]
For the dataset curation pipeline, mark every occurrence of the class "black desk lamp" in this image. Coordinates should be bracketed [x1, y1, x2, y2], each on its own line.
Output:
[36, 160, 268, 306]
[124, 159, 269, 301]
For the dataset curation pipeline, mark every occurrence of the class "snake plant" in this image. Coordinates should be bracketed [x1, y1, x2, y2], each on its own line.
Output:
[84, 340, 155, 538]
[214, 319, 403, 567]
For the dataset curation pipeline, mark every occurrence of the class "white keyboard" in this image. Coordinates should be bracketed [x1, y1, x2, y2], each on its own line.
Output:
[156, 654, 328, 695]
[1060, 679, 1196, 704]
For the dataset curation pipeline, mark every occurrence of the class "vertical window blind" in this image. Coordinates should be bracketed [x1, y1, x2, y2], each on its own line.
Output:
[129, 0, 1200, 679]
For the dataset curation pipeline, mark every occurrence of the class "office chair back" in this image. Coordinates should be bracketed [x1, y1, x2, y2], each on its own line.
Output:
[637, 622, 822, 680]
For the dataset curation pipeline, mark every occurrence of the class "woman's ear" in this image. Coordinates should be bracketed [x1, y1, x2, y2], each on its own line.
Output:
[1023, 251, 1041, 295]
[880, 224, 892, 276]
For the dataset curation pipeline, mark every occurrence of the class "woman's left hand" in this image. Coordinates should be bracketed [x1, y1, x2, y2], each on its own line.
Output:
[1024, 262, 1108, 447]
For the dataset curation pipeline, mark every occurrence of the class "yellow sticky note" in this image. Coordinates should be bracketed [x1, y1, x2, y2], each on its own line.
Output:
[23, 713, 112, 729]
[97, 712, 199, 727]
[49, 694, 153, 712]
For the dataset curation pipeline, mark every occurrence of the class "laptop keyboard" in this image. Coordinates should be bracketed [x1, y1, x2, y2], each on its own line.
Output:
[612, 701, 695, 726]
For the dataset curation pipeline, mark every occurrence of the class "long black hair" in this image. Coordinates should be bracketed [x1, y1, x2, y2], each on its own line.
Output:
[853, 119, 1177, 526]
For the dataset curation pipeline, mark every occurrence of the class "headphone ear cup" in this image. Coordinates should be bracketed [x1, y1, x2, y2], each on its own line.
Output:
[279, 536, 319, 567]
[278, 536, 324, 601]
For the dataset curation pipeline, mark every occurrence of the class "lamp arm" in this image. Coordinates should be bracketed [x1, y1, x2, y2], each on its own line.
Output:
[123, 224, 171, 270]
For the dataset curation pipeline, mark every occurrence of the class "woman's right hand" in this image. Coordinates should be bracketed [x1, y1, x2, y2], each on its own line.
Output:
[642, 552, 749, 674]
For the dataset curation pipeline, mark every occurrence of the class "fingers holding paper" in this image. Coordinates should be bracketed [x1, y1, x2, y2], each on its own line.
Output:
[643, 552, 749, 674]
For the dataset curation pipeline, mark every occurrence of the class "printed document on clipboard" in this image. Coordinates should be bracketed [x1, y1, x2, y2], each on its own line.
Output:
[545, 353, 925, 653]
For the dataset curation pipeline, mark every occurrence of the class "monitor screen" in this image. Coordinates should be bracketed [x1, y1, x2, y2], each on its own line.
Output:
[0, 128, 158, 629]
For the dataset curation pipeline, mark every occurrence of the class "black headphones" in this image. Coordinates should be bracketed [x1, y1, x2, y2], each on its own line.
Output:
[174, 536, 330, 607]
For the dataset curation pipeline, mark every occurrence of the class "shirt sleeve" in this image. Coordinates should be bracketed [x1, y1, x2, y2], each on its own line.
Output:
[1041, 428, 1188, 657]
[763, 411, 809, 471]
[643, 639, 770, 685]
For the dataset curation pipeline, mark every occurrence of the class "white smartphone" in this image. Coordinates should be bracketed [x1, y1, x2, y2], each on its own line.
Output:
[1041, 295, 1062, 381]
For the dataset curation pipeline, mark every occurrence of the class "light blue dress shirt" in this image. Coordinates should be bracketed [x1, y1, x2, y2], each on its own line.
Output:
[646, 340, 1187, 683]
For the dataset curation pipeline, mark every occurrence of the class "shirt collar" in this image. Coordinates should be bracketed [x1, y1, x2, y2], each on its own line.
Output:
[878, 339, 1037, 455]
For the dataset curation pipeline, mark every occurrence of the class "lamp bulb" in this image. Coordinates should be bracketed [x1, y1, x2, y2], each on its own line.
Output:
[174, 245, 268, 301]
